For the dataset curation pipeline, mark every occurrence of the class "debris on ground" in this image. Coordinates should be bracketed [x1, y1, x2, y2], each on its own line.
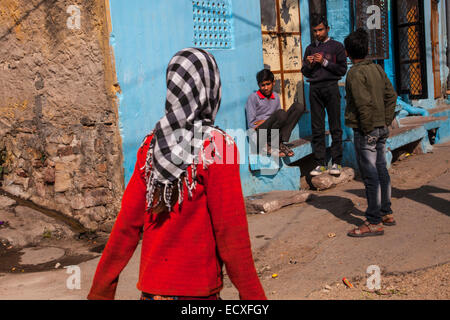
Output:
[342, 277, 354, 288]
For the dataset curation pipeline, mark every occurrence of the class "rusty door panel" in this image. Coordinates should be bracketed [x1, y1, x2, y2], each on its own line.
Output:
[260, 0, 304, 110]
[283, 73, 304, 111]
[262, 34, 281, 70]
[279, 0, 300, 33]
[261, 0, 278, 32]
[282, 35, 302, 70]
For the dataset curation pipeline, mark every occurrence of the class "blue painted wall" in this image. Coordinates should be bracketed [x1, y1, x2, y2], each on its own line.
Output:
[326, 0, 351, 44]
[384, 0, 396, 89]
[109, 0, 264, 188]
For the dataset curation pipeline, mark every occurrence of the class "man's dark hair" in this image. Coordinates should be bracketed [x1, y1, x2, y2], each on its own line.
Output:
[311, 14, 328, 28]
[344, 28, 369, 59]
[257, 69, 274, 84]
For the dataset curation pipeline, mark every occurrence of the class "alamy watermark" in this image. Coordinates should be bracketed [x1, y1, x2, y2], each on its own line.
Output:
[65, 265, 81, 290]
[366, 5, 381, 30]
[67, 5, 81, 30]
[366, 265, 381, 290]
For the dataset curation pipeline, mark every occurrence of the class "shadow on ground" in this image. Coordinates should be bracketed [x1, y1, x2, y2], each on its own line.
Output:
[308, 194, 366, 226]
[345, 185, 450, 218]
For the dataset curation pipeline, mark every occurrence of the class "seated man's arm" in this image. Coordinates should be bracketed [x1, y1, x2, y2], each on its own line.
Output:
[245, 95, 258, 129]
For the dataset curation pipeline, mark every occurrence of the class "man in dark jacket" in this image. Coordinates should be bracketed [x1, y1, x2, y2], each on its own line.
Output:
[301, 15, 347, 176]
[344, 29, 398, 238]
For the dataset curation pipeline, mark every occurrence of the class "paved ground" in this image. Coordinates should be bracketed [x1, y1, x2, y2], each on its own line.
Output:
[0, 142, 449, 300]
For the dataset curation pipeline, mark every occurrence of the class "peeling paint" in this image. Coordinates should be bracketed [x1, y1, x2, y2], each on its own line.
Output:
[280, 0, 291, 26]
[0, 0, 24, 40]
[279, 0, 300, 32]
[0, 100, 29, 119]
[262, 34, 280, 70]
[260, 0, 277, 31]
[282, 35, 302, 69]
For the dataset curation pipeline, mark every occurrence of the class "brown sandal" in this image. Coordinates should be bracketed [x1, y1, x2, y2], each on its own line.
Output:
[280, 143, 294, 157]
[382, 214, 396, 226]
[348, 221, 384, 237]
[264, 145, 286, 158]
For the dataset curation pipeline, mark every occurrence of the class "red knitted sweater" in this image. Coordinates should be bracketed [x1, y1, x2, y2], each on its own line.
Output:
[87, 131, 266, 300]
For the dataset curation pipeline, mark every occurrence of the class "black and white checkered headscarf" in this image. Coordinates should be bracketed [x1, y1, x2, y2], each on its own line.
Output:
[143, 48, 222, 212]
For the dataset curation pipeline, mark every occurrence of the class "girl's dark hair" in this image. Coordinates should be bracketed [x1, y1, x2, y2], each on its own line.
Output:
[311, 14, 329, 28]
[151, 184, 179, 215]
[256, 69, 275, 84]
[344, 28, 369, 60]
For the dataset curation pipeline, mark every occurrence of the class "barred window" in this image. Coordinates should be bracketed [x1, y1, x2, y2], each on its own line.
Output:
[393, 0, 428, 99]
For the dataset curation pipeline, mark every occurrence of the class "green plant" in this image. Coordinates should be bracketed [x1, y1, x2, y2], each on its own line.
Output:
[42, 230, 52, 239]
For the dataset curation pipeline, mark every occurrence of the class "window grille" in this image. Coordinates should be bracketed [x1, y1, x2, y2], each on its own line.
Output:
[393, 0, 428, 99]
[192, 0, 233, 49]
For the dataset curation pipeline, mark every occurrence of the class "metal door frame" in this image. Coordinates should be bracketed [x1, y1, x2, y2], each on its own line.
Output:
[430, 0, 442, 98]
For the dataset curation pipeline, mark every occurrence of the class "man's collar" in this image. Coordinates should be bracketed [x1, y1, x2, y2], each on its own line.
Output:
[257, 90, 275, 100]
[315, 37, 331, 46]
[352, 59, 372, 66]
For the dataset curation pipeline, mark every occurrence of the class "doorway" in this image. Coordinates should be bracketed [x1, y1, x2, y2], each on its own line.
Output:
[260, 0, 304, 110]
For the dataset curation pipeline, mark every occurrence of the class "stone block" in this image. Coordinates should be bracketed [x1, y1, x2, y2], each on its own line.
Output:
[79, 215, 99, 231]
[311, 167, 355, 191]
[85, 206, 107, 222]
[42, 166, 55, 184]
[98, 219, 115, 233]
[245, 190, 311, 214]
[54, 170, 72, 193]
[70, 194, 86, 210]
[74, 171, 108, 189]
[84, 188, 112, 208]
[0, 195, 16, 209]
[1, 184, 31, 200]
[54, 156, 81, 193]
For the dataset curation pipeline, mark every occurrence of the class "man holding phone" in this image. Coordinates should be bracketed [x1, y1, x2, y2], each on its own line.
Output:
[301, 14, 348, 176]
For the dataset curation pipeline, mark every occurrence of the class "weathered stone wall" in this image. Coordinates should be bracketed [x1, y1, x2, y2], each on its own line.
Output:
[0, 0, 123, 232]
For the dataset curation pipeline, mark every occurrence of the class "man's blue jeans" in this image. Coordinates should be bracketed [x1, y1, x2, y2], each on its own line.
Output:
[354, 127, 393, 224]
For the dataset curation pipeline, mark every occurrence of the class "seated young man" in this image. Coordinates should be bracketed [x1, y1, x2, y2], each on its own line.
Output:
[245, 69, 305, 157]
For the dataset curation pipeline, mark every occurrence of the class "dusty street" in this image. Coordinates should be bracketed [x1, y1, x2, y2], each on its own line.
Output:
[0, 142, 449, 300]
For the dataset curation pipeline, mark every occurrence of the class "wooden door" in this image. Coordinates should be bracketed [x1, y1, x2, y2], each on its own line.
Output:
[431, 0, 442, 98]
[260, 0, 304, 110]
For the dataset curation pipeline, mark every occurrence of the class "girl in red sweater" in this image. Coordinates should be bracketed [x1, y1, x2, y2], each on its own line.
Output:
[87, 48, 266, 300]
